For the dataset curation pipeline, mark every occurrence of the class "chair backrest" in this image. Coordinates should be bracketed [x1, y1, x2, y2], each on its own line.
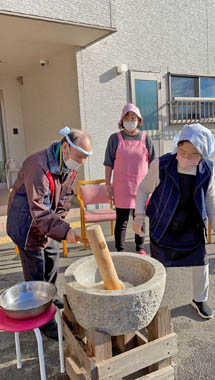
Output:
[77, 179, 111, 207]
[81, 184, 109, 206]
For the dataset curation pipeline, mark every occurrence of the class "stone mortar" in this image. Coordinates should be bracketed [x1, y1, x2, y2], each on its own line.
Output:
[64, 252, 166, 336]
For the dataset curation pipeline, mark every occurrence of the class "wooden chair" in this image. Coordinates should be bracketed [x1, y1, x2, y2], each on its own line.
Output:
[77, 179, 116, 249]
[208, 220, 212, 243]
[16, 240, 67, 257]
[9, 188, 20, 255]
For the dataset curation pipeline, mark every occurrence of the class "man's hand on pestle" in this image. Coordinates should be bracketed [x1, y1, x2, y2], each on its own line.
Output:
[66, 229, 81, 243]
[66, 229, 89, 244]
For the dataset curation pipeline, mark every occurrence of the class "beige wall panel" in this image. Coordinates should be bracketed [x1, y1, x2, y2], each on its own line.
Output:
[0, 75, 26, 162]
[21, 49, 81, 156]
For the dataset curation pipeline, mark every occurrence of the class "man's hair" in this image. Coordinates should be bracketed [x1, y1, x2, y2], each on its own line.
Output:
[61, 128, 85, 146]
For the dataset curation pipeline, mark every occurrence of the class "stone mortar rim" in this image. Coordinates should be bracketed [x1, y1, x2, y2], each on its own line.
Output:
[64, 252, 166, 296]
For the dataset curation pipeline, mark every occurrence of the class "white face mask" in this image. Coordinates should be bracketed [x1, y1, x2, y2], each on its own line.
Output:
[64, 148, 82, 171]
[123, 121, 138, 132]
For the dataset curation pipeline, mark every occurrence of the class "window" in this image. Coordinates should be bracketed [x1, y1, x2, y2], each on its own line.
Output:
[169, 74, 215, 123]
[130, 71, 163, 156]
[200, 77, 215, 97]
[135, 79, 158, 130]
[171, 76, 197, 98]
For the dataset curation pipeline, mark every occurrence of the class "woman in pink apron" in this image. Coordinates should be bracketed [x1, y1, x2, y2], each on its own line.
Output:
[104, 103, 155, 254]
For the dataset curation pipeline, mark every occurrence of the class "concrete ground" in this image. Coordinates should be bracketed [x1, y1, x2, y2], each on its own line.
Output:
[1, 216, 215, 379]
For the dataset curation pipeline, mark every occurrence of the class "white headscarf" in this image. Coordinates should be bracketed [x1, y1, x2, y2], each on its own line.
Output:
[172, 123, 215, 159]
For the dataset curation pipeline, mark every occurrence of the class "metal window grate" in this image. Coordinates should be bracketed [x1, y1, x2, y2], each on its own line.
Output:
[169, 97, 215, 124]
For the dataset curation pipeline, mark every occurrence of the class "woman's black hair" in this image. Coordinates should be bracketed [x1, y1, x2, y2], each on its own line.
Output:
[178, 140, 190, 146]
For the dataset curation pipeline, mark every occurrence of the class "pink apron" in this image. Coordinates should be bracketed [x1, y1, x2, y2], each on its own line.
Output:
[113, 131, 149, 209]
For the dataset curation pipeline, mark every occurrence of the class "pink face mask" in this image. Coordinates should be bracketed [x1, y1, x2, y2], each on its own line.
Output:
[176, 154, 200, 169]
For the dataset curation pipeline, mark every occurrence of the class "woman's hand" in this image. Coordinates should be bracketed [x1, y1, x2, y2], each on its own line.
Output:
[133, 216, 144, 237]
[106, 184, 113, 200]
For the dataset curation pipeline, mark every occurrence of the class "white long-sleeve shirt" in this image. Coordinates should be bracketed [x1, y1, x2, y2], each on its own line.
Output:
[135, 158, 215, 230]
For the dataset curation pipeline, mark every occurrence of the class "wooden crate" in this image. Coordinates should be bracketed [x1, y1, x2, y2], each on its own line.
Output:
[63, 295, 177, 380]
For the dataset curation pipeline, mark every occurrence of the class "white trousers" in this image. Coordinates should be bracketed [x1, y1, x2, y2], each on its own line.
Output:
[192, 264, 209, 302]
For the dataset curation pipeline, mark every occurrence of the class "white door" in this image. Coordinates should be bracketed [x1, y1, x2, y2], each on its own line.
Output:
[130, 71, 163, 156]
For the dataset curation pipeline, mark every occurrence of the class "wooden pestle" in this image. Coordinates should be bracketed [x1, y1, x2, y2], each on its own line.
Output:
[86, 225, 122, 290]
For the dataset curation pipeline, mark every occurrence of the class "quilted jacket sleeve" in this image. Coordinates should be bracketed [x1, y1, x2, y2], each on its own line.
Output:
[23, 160, 70, 241]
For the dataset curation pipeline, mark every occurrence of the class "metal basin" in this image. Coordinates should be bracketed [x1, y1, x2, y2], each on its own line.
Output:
[0, 281, 57, 320]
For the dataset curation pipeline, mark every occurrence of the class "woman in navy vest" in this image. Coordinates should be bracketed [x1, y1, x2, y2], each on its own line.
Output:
[133, 123, 215, 319]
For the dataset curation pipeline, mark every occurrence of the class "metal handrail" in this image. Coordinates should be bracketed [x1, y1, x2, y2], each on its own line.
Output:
[170, 97, 215, 102]
[169, 97, 215, 124]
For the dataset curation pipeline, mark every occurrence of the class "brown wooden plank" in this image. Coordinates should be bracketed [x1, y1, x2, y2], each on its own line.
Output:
[148, 307, 171, 340]
[115, 332, 136, 353]
[63, 294, 85, 338]
[111, 336, 117, 347]
[87, 328, 112, 362]
[148, 306, 172, 372]
[66, 357, 90, 380]
[96, 333, 177, 380]
[64, 342, 71, 358]
[63, 319, 96, 376]
[135, 331, 148, 346]
[137, 365, 174, 379]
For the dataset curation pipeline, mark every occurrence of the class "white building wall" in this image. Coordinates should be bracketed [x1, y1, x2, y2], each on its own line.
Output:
[0, 0, 116, 28]
[77, 0, 215, 180]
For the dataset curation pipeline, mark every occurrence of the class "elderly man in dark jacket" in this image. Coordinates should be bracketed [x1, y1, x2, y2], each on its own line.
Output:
[7, 127, 92, 339]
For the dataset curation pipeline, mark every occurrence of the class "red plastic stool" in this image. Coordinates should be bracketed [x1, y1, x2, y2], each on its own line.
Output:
[0, 304, 65, 380]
